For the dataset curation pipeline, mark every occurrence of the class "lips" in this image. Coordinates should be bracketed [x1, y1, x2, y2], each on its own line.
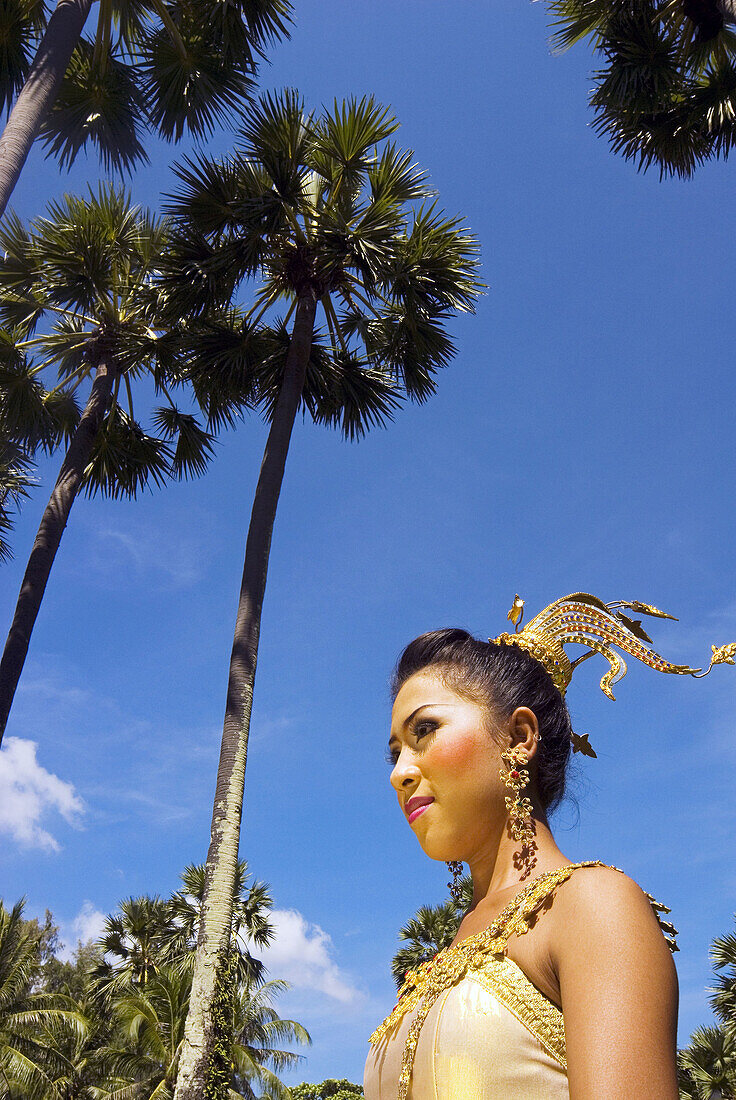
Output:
[405, 795, 434, 824]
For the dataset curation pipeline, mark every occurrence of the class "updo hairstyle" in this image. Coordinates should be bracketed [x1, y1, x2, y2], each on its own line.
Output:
[391, 628, 573, 813]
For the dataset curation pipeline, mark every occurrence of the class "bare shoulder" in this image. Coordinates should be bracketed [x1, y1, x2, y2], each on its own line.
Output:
[549, 865, 679, 1099]
[549, 863, 677, 978]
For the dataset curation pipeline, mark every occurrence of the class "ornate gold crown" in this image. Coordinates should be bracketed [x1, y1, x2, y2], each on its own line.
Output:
[490, 593, 735, 754]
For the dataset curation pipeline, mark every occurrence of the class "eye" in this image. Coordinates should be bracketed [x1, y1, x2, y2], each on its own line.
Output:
[385, 748, 399, 766]
[413, 718, 438, 743]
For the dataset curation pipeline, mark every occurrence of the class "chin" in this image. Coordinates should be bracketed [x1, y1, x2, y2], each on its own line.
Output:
[413, 827, 461, 864]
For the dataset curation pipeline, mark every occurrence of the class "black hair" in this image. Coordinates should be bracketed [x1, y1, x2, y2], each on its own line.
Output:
[390, 628, 573, 813]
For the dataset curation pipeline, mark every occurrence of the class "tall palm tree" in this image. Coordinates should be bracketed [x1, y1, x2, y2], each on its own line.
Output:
[0, 0, 293, 219]
[0, 183, 216, 743]
[0, 898, 86, 1099]
[549, 0, 736, 176]
[163, 90, 483, 1098]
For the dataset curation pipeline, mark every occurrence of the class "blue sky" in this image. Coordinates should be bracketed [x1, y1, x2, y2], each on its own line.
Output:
[1, 0, 736, 1086]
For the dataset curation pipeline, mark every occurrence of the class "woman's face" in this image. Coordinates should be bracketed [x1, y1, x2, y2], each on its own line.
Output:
[388, 669, 509, 863]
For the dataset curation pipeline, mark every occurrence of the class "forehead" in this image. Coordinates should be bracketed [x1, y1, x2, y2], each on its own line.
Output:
[391, 669, 468, 727]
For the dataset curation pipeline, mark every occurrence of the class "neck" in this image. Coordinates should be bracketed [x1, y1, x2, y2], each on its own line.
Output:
[466, 810, 569, 908]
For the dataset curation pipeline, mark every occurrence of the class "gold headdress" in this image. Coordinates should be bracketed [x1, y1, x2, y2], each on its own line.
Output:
[491, 593, 734, 752]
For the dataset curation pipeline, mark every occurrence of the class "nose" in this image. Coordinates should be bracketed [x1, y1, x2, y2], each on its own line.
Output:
[390, 748, 421, 794]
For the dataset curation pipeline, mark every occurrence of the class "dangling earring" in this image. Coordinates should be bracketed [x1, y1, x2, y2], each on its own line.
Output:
[500, 745, 534, 845]
[446, 860, 464, 905]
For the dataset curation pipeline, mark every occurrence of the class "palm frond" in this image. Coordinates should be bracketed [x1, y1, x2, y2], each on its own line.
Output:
[139, 15, 257, 144]
[40, 39, 148, 173]
[82, 408, 172, 498]
[151, 404, 216, 479]
[0, 333, 63, 450]
[0, 435, 35, 563]
[548, 0, 613, 53]
[304, 346, 402, 440]
[0, 0, 47, 114]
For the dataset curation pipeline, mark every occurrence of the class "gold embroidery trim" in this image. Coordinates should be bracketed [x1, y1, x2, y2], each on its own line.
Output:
[369, 861, 604, 1100]
[369, 861, 677, 1100]
[469, 957, 567, 1069]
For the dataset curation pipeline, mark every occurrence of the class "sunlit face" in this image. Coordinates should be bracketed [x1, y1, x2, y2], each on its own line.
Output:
[387, 669, 509, 863]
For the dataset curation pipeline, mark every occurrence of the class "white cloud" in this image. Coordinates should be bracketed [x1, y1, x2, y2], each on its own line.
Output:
[57, 901, 107, 961]
[258, 909, 363, 1005]
[71, 900, 106, 943]
[0, 737, 84, 851]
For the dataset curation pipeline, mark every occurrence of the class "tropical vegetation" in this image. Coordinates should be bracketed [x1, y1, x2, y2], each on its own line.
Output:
[158, 89, 482, 1097]
[289, 1081, 364, 1099]
[548, 0, 736, 176]
[0, 182, 218, 742]
[0, 860, 310, 1100]
[678, 912, 736, 1098]
[0, 0, 293, 217]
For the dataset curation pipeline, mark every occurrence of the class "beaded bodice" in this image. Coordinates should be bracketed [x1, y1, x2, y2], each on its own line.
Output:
[368, 861, 677, 1100]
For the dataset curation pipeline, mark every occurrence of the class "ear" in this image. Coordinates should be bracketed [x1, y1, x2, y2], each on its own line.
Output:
[508, 707, 540, 762]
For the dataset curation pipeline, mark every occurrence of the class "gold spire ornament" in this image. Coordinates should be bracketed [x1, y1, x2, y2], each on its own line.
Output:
[490, 593, 735, 753]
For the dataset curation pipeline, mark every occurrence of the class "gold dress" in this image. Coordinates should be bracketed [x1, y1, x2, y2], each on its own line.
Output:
[364, 861, 676, 1100]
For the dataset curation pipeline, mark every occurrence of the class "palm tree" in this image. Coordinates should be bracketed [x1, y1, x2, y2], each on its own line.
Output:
[231, 979, 310, 1100]
[711, 918, 736, 1028]
[678, 1025, 736, 1098]
[391, 877, 472, 989]
[98, 966, 192, 1100]
[0, 0, 293, 219]
[677, 912, 736, 1099]
[98, 970, 308, 1100]
[0, 435, 33, 564]
[0, 182, 216, 743]
[88, 896, 173, 1006]
[165, 862, 274, 988]
[548, 0, 736, 176]
[0, 898, 86, 1099]
[90, 864, 274, 1009]
[163, 90, 483, 1098]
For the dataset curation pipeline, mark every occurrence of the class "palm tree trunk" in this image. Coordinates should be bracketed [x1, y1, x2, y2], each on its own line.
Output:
[174, 292, 317, 1100]
[0, 356, 115, 742]
[0, 0, 93, 220]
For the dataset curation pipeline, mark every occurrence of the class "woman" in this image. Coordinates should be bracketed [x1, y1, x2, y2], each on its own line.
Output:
[364, 593, 735, 1100]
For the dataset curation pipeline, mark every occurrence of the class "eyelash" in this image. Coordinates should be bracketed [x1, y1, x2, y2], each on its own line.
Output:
[385, 719, 439, 766]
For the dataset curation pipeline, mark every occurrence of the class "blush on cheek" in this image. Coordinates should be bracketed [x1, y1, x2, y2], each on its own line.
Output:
[431, 732, 483, 771]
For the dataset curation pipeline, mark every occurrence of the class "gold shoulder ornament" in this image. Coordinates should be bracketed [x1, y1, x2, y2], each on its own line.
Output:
[490, 593, 735, 755]
[369, 863, 678, 1099]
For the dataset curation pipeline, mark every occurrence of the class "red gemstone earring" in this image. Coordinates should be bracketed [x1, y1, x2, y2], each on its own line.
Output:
[500, 745, 534, 845]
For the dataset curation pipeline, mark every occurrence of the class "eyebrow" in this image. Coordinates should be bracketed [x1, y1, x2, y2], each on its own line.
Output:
[387, 702, 451, 749]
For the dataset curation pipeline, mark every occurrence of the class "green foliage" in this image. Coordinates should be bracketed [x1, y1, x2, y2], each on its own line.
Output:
[391, 876, 473, 989]
[290, 1080, 364, 1099]
[0, 0, 294, 173]
[678, 912, 736, 1098]
[0, 898, 88, 1099]
[205, 952, 235, 1100]
[0, 860, 307, 1099]
[0, 182, 217, 502]
[163, 90, 483, 440]
[548, 0, 736, 176]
